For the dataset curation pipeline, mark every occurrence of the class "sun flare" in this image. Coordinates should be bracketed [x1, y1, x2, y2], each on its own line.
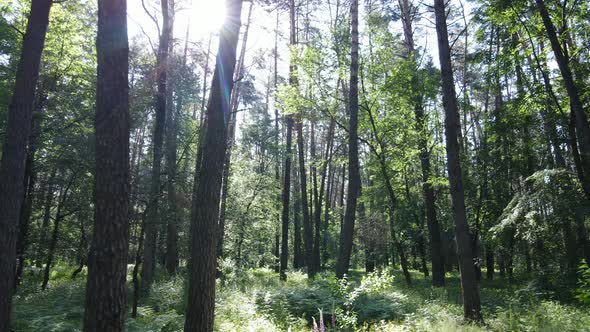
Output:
[189, 0, 226, 34]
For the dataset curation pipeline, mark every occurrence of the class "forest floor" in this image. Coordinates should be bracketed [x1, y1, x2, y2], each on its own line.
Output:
[11, 265, 590, 331]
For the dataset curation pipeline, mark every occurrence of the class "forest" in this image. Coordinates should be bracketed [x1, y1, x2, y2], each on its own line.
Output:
[1, 0, 590, 330]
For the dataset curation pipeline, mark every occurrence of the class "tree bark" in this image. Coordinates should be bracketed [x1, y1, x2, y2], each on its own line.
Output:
[0, 0, 52, 327]
[336, 0, 361, 280]
[434, 0, 482, 322]
[83, 1, 130, 328]
[184, 1, 242, 330]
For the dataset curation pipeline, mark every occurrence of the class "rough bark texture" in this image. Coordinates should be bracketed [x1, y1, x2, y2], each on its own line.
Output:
[184, 1, 242, 330]
[83, 0, 130, 329]
[0, 0, 52, 327]
[336, 0, 361, 279]
[399, 0, 445, 287]
[142, 0, 172, 291]
[434, 0, 482, 322]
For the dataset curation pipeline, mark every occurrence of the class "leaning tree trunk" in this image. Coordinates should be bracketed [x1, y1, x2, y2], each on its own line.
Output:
[0, 0, 52, 327]
[82, 1, 130, 328]
[536, 0, 590, 199]
[336, 0, 361, 279]
[218, 1, 254, 260]
[434, 0, 482, 322]
[184, 1, 242, 330]
[142, 0, 172, 292]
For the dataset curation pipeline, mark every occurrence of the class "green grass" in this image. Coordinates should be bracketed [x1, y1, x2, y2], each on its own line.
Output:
[11, 265, 590, 331]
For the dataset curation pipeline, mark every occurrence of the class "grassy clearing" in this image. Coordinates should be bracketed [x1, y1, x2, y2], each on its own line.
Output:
[11, 265, 590, 331]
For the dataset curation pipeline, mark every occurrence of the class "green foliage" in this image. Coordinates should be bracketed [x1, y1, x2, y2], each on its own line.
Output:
[11, 267, 590, 331]
[576, 260, 590, 305]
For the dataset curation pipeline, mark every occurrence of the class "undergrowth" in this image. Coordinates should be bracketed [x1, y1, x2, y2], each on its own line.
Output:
[10, 264, 590, 331]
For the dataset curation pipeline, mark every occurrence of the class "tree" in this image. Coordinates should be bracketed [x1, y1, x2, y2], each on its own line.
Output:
[399, 0, 445, 287]
[279, 0, 297, 281]
[165, 0, 179, 275]
[336, 0, 361, 279]
[218, 1, 254, 260]
[0, 0, 53, 328]
[184, 0, 243, 330]
[433, 0, 482, 322]
[83, 0, 130, 329]
[535, 0, 590, 200]
[142, 0, 172, 292]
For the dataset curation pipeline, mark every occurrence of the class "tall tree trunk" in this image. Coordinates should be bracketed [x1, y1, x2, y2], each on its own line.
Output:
[184, 1, 242, 330]
[536, 0, 590, 198]
[336, 0, 361, 280]
[142, 0, 172, 291]
[0, 0, 52, 326]
[218, 1, 254, 260]
[434, 0, 482, 322]
[279, 0, 297, 281]
[166, 2, 182, 275]
[273, 9, 281, 274]
[313, 120, 335, 273]
[293, 164, 303, 268]
[297, 119, 314, 277]
[399, 0, 445, 287]
[311, 122, 320, 273]
[15, 100, 44, 289]
[323, 147, 335, 268]
[82, 3, 130, 328]
[280, 115, 294, 280]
